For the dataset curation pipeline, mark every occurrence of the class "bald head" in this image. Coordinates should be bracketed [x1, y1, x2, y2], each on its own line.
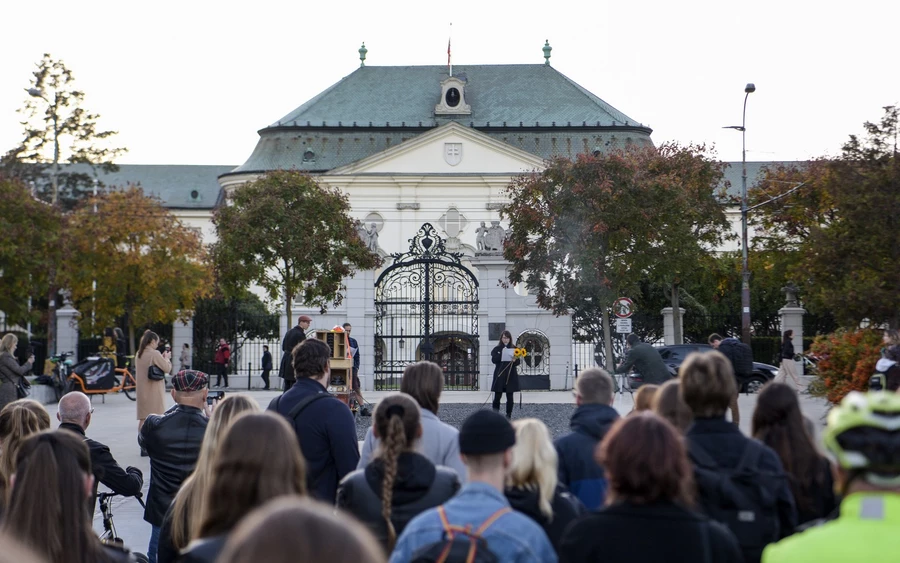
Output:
[58, 392, 92, 428]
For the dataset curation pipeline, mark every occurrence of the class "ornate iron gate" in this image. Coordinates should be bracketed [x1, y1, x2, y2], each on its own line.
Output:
[374, 223, 479, 390]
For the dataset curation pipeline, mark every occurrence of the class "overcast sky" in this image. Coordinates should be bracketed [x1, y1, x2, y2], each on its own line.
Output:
[1, 0, 895, 167]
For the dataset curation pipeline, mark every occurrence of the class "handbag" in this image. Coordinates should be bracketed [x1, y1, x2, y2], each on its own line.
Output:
[16, 379, 30, 399]
[147, 364, 167, 381]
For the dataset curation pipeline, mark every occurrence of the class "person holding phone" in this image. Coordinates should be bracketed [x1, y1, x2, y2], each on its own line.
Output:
[0, 334, 34, 412]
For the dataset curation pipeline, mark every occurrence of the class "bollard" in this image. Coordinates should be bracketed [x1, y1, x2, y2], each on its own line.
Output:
[248, 362, 252, 391]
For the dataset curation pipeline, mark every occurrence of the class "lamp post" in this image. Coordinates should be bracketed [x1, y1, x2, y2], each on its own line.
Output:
[725, 83, 756, 344]
[27, 87, 61, 355]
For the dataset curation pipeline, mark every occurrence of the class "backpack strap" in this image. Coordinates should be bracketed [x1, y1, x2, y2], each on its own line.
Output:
[687, 440, 720, 470]
[433, 505, 512, 563]
[474, 507, 512, 535]
[287, 392, 332, 420]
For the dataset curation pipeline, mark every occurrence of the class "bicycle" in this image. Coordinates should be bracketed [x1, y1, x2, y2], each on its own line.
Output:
[97, 491, 150, 563]
[47, 351, 76, 401]
[66, 354, 137, 401]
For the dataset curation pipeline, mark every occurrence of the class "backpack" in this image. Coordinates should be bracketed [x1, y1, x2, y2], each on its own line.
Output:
[689, 440, 781, 559]
[721, 339, 753, 376]
[410, 506, 511, 563]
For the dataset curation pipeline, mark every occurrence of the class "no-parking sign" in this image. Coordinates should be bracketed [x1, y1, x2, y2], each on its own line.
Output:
[613, 297, 634, 319]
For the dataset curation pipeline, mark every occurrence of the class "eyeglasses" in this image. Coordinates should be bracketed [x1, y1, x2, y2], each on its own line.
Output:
[89, 408, 95, 414]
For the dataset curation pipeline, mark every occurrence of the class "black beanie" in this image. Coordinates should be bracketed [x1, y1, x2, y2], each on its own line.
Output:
[459, 409, 516, 455]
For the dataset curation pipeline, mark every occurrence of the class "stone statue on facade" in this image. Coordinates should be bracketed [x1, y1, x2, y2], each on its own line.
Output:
[475, 221, 488, 251]
[781, 281, 800, 307]
[481, 221, 507, 253]
[364, 222, 379, 252]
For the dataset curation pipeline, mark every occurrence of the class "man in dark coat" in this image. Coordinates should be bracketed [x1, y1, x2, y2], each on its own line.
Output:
[57, 391, 143, 512]
[268, 338, 359, 502]
[279, 315, 311, 392]
[709, 333, 752, 425]
[614, 334, 671, 385]
[260, 345, 273, 390]
[554, 367, 619, 510]
[343, 322, 364, 406]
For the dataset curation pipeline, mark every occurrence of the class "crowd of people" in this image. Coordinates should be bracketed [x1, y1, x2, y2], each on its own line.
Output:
[1, 327, 900, 562]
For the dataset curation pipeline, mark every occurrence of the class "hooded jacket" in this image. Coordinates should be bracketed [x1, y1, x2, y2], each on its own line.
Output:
[337, 452, 460, 552]
[554, 403, 619, 511]
[505, 484, 585, 552]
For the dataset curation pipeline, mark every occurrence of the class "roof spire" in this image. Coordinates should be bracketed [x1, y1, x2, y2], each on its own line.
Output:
[359, 42, 368, 67]
[543, 40, 552, 66]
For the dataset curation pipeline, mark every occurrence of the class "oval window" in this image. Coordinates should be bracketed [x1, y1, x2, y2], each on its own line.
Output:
[445, 87, 461, 108]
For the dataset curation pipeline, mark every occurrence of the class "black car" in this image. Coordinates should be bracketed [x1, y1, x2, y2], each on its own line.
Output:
[626, 344, 778, 394]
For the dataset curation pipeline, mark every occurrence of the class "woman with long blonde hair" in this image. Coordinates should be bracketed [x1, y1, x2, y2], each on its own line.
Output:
[156, 394, 258, 563]
[0, 333, 35, 413]
[0, 399, 50, 508]
[179, 412, 308, 562]
[504, 417, 584, 552]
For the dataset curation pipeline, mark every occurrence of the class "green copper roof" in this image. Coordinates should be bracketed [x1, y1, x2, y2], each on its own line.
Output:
[270, 64, 645, 129]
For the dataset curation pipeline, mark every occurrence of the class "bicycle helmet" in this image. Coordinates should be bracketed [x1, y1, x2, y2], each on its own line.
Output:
[824, 391, 900, 486]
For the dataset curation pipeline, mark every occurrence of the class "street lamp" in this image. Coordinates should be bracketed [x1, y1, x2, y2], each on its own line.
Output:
[724, 83, 756, 344]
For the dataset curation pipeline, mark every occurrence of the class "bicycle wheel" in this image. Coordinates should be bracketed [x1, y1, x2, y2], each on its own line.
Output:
[64, 377, 78, 396]
[122, 373, 136, 401]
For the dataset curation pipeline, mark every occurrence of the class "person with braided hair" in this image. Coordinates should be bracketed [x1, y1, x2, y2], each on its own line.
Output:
[337, 393, 459, 554]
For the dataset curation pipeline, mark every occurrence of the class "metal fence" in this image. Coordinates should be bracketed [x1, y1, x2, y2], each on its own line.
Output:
[192, 308, 281, 389]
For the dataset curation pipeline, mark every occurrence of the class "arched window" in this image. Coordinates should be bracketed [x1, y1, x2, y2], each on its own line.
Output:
[516, 331, 550, 376]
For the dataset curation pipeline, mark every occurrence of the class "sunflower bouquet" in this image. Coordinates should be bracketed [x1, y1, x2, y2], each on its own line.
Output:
[513, 347, 527, 359]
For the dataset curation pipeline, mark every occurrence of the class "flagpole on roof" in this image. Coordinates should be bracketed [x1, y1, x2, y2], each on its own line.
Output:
[448, 22, 452, 76]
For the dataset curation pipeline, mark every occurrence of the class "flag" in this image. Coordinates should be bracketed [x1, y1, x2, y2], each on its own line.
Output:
[447, 37, 451, 72]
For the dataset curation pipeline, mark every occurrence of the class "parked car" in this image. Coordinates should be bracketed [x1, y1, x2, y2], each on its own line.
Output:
[626, 344, 778, 394]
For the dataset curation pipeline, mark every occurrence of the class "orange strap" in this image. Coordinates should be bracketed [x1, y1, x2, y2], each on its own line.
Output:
[435, 505, 512, 563]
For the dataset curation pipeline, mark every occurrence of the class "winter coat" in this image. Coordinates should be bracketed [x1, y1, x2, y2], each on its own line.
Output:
[504, 484, 585, 552]
[134, 348, 171, 420]
[687, 417, 798, 563]
[337, 452, 460, 552]
[278, 324, 308, 382]
[558, 500, 743, 563]
[614, 342, 672, 385]
[267, 378, 359, 502]
[213, 344, 230, 365]
[139, 404, 207, 527]
[0, 351, 29, 412]
[261, 350, 273, 371]
[491, 343, 521, 393]
[554, 403, 620, 510]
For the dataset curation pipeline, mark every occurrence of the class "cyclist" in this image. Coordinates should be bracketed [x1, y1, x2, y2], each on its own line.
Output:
[762, 391, 900, 562]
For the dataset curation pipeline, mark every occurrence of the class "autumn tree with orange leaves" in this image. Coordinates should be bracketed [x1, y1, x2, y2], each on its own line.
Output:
[502, 143, 728, 368]
[60, 187, 211, 350]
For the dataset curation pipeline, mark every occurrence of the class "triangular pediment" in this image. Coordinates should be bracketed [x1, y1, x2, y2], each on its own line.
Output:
[328, 122, 546, 175]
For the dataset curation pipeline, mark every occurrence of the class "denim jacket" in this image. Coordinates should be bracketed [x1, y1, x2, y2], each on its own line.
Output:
[389, 482, 557, 563]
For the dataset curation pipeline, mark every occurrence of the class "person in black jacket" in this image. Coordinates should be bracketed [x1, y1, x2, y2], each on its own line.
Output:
[505, 418, 584, 553]
[140, 369, 210, 563]
[179, 413, 308, 563]
[337, 392, 459, 554]
[57, 392, 143, 512]
[680, 351, 797, 563]
[778, 330, 802, 390]
[491, 330, 520, 419]
[709, 333, 752, 425]
[261, 345, 273, 390]
[278, 315, 311, 391]
[554, 367, 619, 511]
[268, 338, 359, 502]
[559, 412, 742, 563]
[614, 334, 672, 386]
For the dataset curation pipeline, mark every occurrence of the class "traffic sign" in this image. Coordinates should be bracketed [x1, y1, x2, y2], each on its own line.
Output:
[613, 297, 634, 318]
[615, 318, 633, 333]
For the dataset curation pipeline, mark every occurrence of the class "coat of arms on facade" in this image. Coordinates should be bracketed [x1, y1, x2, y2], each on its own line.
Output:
[444, 143, 462, 166]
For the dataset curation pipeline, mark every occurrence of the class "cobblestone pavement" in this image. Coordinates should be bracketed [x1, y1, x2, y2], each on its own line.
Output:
[49, 386, 827, 556]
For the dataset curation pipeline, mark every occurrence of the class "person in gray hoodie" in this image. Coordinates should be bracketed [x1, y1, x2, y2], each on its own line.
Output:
[554, 367, 619, 511]
[359, 361, 467, 483]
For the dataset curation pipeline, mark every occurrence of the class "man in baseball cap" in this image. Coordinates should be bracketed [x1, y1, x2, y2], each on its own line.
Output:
[391, 410, 555, 562]
[139, 369, 210, 560]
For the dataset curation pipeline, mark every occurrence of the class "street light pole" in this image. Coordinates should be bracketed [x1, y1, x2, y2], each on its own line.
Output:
[725, 83, 756, 344]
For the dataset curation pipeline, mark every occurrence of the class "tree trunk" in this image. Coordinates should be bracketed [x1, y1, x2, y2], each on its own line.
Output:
[601, 307, 615, 371]
[672, 282, 683, 344]
[128, 321, 136, 359]
[284, 291, 293, 329]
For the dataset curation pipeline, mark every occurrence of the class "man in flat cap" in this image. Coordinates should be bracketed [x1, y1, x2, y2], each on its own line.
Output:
[279, 315, 312, 392]
[139, 369, 210, 562]
[390, 410, 556, 562]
